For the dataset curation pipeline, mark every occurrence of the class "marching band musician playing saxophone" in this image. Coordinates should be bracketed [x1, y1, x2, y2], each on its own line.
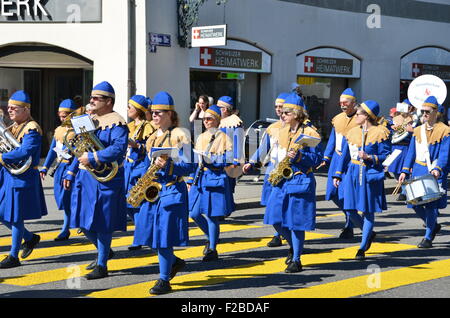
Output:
[333, 100, 391, 260]
[398, 96, 450, 248]
[132, 91, 194, 295]
[124, 95, 157, 251]
[264, 93, 322, 273]
[242, 92, 289, 248]
[317, 88, 359, 239]
[187, 104, 234, 262]
[0, 91, 47, 268]
[63, 81, 129, 280]
[40, 99, 80, 242]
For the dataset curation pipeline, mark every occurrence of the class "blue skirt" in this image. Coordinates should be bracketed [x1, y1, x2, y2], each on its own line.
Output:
[387, 144, 409, 175]
[70, 169, 127, 233]
[53, 162, 72, 211]
[133, 181, 189, 249]
[0, 169, 48, 223]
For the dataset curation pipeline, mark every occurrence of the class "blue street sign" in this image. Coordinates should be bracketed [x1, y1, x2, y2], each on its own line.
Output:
[149, 33, 171, 47]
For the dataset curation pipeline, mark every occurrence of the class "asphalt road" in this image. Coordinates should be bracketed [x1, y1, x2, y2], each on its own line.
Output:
[1, 174, 450, 306]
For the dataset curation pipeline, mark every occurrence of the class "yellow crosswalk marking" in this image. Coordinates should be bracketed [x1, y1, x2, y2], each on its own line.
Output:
[0, 223, 260, 261]
[88, 242, 414, 298]
[1, 232, 330, 287]
[264, 257, 450, 298]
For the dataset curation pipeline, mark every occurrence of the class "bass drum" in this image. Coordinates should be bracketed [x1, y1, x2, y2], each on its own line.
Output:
[403, 174, 444, 205]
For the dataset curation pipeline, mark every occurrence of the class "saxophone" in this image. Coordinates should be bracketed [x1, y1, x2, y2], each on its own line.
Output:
[126, 156, 166, 207]
[267, 142, 304, 186]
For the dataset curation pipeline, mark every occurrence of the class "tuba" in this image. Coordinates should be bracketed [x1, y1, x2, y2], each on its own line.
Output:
[63, 125, 119, 183]
[0, 118, 32, 175]
[126, 156, 166, 207]
[391, 114, 412, 144]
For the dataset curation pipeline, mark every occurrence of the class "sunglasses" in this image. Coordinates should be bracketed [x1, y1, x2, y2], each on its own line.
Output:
[421, 109, 433, 115]
[90, 95, 107, 101]
[281, 111, 292, 115]
[203, 117, 214, 122]
[356, 112, 367, 117]
[152, 111, 167, 116]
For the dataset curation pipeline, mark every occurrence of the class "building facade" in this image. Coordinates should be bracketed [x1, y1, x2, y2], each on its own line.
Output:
[0, 0, 449, 154]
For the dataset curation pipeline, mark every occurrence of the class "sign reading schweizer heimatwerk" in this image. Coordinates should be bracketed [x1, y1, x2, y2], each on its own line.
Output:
[0, 0, 102, 22]
[199, 47, 262, 70]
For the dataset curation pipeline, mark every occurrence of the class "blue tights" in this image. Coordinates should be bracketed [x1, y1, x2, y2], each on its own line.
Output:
[2, 221, 33, 258]
[190, 211, 220, 250]
[59, 208, 71, 237]
[413, 205, 438, 240]
[158, 247, 176, 281]
[273, 224, 305, 263]
[347, 210, 375, 251]
[82, 230, 113, 267]
[331, 196, 353, 229]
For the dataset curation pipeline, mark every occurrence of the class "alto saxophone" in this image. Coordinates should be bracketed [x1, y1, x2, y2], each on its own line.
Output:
[268, 142, 304, 186]
[126, 156, 167, 208]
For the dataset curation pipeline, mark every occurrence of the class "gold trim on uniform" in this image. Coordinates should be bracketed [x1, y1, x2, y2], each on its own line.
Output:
[129, 99, 148, 113]
[346, 125, 390, 148]
[413, 122, 450, 145]
[92, 111, 127, 130]
[145, 127, 191, 153]
[278, 124, 321, 151]
[9, 99, 31, 108]
[92, 90, 115, 98]
[219, 114, 243, 129]
[195, 129, 232, 155]
[331, 112, 359, 136]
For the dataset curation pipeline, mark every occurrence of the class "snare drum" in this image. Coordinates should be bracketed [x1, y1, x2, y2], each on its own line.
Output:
[403, 174, 444, 205]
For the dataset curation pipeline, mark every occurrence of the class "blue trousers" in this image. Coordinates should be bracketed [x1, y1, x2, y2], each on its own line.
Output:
[273, 224, 305, 263]
[2, 221, 33, 258]
[158, 247, 176, 281]
[83, 229, 113, 267]
[413, 205, 438, 241]
[347, 210, 374, 251]
[190, 210, 220, 251]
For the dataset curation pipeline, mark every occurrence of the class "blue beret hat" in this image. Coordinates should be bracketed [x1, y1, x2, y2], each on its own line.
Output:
[438, 104, 445, 114]
[341, 88, 356, 100]
[283, 93, 306, 112]
[402, 98, 412, 106]
[129, 95, 149, 113]
[146, 97, 153, 107]
[217, 96, 234, 109]
[9, 90, 31, 108]
[92, 81, 115, 98]
[205, 104, 222, 120]
[360, 100, 380, 119]
[58, 99, 78, 112]
[152, 91, 175, 111]
[275, 92, 290, 104]
[423, 96, 439, 109]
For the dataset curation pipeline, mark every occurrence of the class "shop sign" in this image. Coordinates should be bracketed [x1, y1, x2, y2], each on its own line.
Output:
[200, 47, 262, 70]
[304, 56, 353, 76]
[412, 63, 450, 80]
[0, 0, 102, 23]
[191, 24, 227, 47]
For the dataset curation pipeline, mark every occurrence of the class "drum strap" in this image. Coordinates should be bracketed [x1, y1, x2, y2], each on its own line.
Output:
[419, 124, 437, 172]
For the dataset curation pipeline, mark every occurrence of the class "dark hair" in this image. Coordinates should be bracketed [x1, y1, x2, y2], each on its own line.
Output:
[198, 95, 209, 105]
[169, 110, 179, 127]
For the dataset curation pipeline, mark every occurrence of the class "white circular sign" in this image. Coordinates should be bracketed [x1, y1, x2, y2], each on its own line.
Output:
[407, 75, 447, 108]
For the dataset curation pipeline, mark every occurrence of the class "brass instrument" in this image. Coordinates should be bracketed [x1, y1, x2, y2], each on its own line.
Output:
[63, 126, 119, 183]
[391, 114, 412, 144]
[268, 142, 304, 186]
[126, 156, 166, 207]
[0, 118, 32, 175]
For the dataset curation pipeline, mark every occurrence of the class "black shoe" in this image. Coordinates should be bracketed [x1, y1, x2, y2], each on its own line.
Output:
[202, 249, 218, 262]
[203, 241, 210, 255]
[0, 255, 21, 269]
[86, 249, 115, 270]
[431, 224, 441, 241]
[418, 238, 433, 248]
[77, 228, 83, 234]
[128, 245, 142, 251]
[285, 260, 302, 273]
[149, 279, 172, 295]
[396, 194, 407, 201]
[21, 234, 40, 259]
[365, 231, 377, 251]
[267, 235, 283, 247]
[285, 247, 293, 265]
[170, 257, 186, 280]
[85, 265, 108, 280]
[355, 249, 365, 260]
[339, 227, 354, 239]
[54, 234, 70, 242]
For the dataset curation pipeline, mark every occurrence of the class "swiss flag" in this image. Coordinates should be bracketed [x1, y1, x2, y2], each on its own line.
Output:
[412, 63, 421, 78]
[193, 29, 201, 40]
[304, 56, 315, 73]
[200, 47, 213, 66]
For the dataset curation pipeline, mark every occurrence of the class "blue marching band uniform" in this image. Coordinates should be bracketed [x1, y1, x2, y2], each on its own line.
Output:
[2, 82, 450, 292]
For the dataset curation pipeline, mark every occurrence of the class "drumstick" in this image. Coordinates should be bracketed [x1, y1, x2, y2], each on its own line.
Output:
[392, 181, 403, 195]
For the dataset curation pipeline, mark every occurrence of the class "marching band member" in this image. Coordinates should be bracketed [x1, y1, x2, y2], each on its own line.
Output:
[398, 96, 450, 248]
[264, 94, 322, 273]
[0, 91, 47, 268]
[40, 99, 79, 241]
[333, 100, 391, 260]
[187, 104, 234, 262]
[317, 88, 359, 239]
[218, 96, 244, 212]
[125, 95, 157, 251]
[63, 81, 128, 279]
[242, 92, 289, 247]
[387, 99, 414, 201]
[132, 91, 194, 295]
